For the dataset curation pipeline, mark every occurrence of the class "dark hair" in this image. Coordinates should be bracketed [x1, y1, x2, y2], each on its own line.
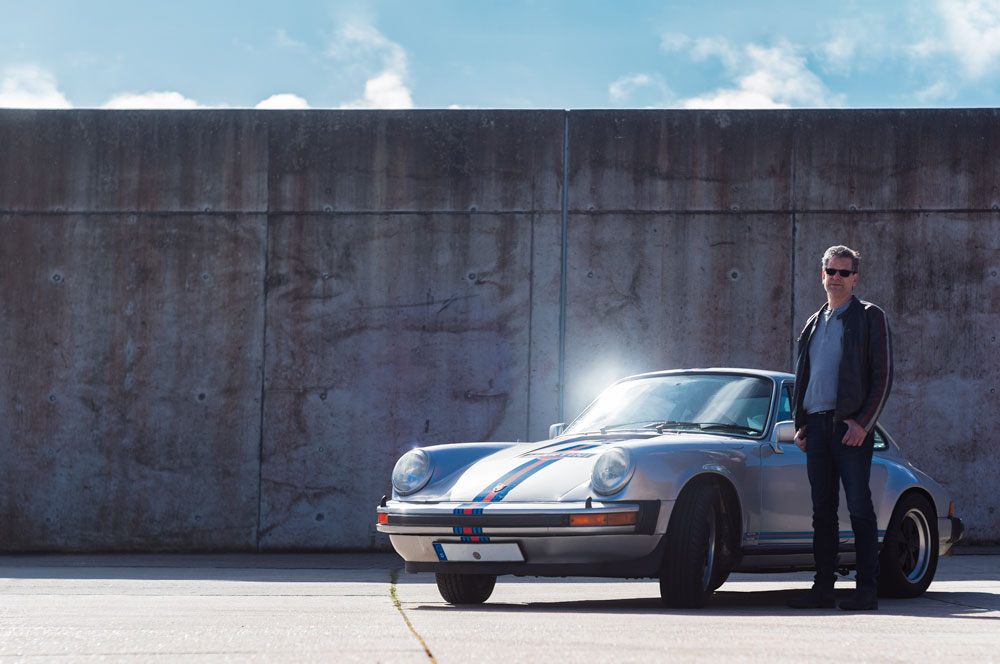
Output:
[822, 245, 860, 273]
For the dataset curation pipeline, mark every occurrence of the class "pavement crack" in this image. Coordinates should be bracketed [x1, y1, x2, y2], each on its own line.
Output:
[390, 568, 436, 663]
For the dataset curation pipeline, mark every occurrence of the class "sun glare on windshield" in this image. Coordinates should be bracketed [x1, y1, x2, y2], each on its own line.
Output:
[564, 373, 773, 437]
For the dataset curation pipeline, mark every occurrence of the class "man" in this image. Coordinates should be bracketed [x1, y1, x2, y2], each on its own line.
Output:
[788, 245, 893, 611]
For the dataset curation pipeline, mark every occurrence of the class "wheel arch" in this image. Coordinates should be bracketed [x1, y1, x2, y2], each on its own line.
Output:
[899, 486, 937, 511]
[888, 486, 939, 525]
[672, 471, 743, 566]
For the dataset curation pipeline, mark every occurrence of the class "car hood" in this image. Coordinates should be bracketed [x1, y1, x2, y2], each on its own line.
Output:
[439, 430, 746, 503]
[442, 435, 626, 503]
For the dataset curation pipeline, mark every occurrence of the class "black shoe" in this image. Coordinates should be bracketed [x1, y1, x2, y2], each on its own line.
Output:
[787, 587, 836, 609]
[839, 590, 878, 611]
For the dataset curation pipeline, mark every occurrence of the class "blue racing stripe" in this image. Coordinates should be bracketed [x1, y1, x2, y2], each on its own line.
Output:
[472, 457, 560, 502]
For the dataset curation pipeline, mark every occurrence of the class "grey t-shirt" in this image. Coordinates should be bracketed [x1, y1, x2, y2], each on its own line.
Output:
[803, 300, 851, 414]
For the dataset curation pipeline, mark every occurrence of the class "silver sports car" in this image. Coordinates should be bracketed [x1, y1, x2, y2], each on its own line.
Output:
[377, 368, 964, 607]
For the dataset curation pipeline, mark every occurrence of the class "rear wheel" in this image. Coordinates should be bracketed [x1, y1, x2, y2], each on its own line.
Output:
[660, 482, 725, 608]
[435, 573, 497, 605]
[878, 493, 938, 598]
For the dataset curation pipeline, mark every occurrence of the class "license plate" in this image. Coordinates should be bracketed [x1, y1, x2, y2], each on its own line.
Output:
[433, 542, 524, 562]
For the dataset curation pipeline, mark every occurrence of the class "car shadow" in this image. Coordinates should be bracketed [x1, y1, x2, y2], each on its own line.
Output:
[411, 588, 1000, 618]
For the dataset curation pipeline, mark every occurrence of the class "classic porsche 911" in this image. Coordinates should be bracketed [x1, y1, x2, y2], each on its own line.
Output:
[376, 368, 964, 607]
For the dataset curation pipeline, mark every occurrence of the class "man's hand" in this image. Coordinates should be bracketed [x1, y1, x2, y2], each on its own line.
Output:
[841, 419, 867, 447]
[794, 426, 807, 452]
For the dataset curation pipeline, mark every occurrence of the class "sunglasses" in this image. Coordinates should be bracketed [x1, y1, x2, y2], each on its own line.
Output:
[824, 268, 856, 277]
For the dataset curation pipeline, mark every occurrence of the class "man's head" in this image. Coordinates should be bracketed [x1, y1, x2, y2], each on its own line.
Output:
[820, 245, 860, 307]
[822, 245, 860, 273]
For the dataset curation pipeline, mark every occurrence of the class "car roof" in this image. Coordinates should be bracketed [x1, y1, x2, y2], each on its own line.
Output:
[620, 367, 795, 382]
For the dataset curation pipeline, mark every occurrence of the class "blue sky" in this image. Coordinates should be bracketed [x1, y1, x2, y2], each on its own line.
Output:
[2, 0, 999, 109]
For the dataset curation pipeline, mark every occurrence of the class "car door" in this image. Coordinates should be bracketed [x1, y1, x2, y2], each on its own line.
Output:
[756, 381, 853, 551]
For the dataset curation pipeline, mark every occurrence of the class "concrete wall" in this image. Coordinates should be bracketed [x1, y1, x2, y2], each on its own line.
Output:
[0, 108, 997, 551]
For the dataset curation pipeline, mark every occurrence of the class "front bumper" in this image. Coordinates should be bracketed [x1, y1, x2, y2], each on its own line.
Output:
[377, 499, 668, 578]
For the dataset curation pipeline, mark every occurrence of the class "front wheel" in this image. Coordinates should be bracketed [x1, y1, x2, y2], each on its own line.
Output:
[878, 493, 939, 598]
[435, 573, 496, 605]
[659, 482, 724, 608]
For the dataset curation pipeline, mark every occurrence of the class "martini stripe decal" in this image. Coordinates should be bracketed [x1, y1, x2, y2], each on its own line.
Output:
[471, 442, 607, 502]
[473, 458, 558, 502]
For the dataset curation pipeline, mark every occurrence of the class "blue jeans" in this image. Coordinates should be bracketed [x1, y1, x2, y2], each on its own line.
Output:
[806, 412, 879, 590]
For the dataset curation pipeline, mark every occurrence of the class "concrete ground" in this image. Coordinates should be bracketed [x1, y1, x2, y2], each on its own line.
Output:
[1, 550, 998, 663]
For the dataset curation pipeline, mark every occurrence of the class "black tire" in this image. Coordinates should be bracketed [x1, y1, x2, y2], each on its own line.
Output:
[709, 569, 731, 592]
[878, 493, 939, 598]
[435, 573, 497, 605]
[660, 482, 724, 608]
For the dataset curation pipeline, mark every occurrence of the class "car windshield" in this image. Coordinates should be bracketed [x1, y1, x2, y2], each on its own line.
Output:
[564, 373, 774, 437]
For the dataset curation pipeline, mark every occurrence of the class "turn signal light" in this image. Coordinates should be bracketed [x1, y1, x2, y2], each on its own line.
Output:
[569, 512, 637, 527]
[377, 513, 388, 525]
[948, 501, 955, 518]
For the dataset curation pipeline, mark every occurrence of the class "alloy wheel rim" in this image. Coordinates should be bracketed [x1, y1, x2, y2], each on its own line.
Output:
[899, 507, 930, 582]
[701, 509, 717, 591]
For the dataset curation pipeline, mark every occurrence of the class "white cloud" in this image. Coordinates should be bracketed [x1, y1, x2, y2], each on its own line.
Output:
[660, 33, 692, 52]
[814, 14, 899, 75]
[665, 39, 842, 109]
[275, 28, 306, 50]
[256, 93, 311, 109]
[340, 70, 413, 109]
[682, 89, 790, 110]
[819, 29, 862, 73]
[688, 37, 740, 68]
[914, 79, 957, 103]
[0, 64, 72, 108]
[327, 19, 414, 108]
[101, 91, 203, 109]
[608, 73, 673, 105]
[927, 0, 1000, 79]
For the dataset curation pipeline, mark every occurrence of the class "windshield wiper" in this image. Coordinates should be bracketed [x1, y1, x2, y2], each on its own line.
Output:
[698, 423, 760, 435]
[644, 421, 703, 433]
[643, 421, 760, 435]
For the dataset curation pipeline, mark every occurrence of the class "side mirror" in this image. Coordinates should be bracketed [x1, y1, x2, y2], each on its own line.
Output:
[549, 423, 567, 438]
[774, 420, 796, 443]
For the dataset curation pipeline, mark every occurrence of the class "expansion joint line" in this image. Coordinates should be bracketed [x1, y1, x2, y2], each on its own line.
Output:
[390, 569, 437, 663]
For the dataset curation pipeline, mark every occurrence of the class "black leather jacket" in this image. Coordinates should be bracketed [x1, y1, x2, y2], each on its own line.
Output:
[793, 295, 893, 433]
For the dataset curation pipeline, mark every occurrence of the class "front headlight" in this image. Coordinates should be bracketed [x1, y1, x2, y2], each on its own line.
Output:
[392, 449, 432, 495]
[591, 447, 634, 495]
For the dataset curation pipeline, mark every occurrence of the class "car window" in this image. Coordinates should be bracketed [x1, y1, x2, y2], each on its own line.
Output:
[777, 383, 793, 422]
[873, 427, 888, 451]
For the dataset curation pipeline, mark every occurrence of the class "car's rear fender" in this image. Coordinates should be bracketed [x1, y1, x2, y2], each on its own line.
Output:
[876, 460, 949, 525]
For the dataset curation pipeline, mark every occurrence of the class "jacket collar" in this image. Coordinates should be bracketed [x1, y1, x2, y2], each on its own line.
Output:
[817, 294, 860, 317]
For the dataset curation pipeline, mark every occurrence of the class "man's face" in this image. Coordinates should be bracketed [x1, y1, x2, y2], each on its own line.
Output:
[822, 255, 859, 301]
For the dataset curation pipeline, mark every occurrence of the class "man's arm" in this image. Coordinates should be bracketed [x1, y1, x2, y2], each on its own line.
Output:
[854, 304, 894, 432]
